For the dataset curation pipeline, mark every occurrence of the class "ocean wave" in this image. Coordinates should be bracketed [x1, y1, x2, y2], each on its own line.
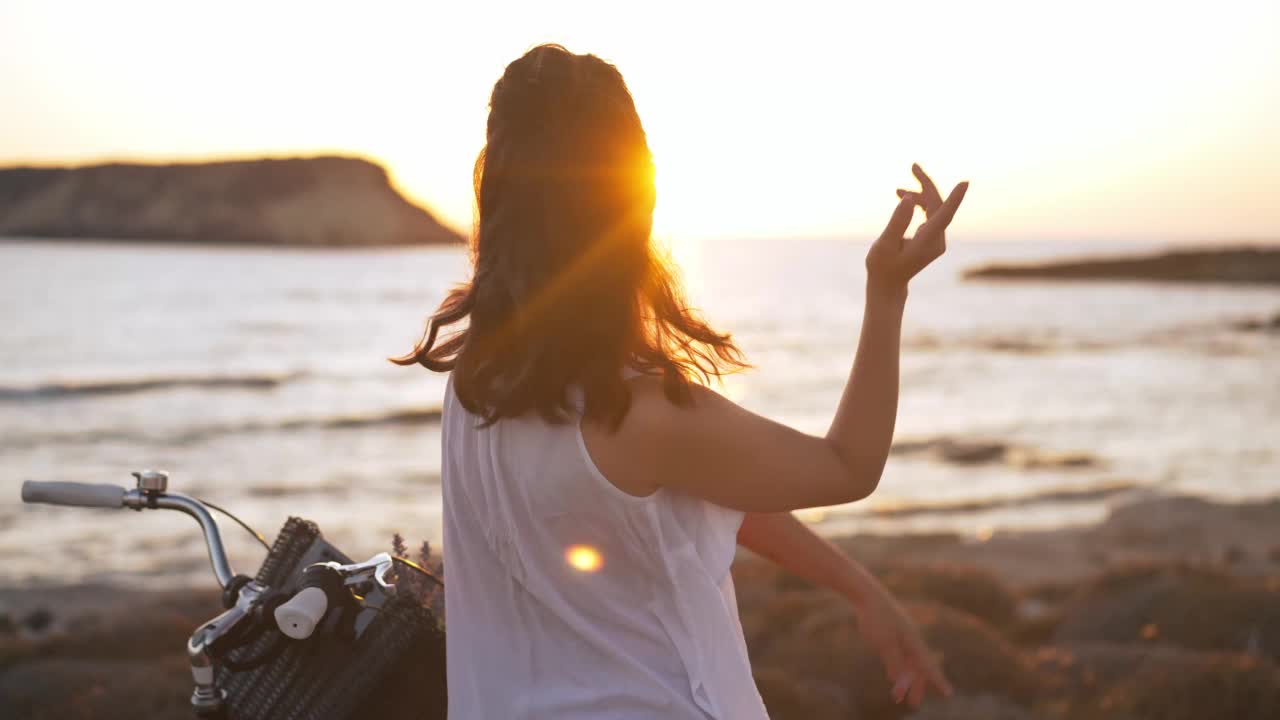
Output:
[244, 407, 444, 433]
[904, 320, 1279, 357]
[0, 372, 305, 402]
[866, 480, 1142, 518]
[1230, 311, 1280, 333]
[890, 436, 1100, 469]
[1, 406, 443, 451]
[163, 407, 445, 444]
[246, 480, 350, 498]
[903, 334, 1113, 354]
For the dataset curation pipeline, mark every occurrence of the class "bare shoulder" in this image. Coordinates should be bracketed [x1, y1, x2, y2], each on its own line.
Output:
[618, 374, 727, 429]
[579, 375, 717, 499]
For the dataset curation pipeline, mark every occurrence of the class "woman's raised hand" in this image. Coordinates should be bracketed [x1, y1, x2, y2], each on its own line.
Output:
[865, 164, 968, 296]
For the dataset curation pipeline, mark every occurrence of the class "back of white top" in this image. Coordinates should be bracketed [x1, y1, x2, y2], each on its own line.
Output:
[441, 376, 769, 719]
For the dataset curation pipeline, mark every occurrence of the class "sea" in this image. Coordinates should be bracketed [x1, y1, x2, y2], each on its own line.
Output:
[1, 237, 1277, 588]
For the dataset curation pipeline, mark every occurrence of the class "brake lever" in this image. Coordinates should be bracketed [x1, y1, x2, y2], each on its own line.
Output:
[307, 552, 398, 596]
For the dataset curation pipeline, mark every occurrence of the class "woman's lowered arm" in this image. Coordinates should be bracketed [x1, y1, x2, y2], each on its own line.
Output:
[737, 511, 952, 708]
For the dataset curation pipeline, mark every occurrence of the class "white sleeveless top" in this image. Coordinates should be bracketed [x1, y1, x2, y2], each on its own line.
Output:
[441, 375, 769, 719]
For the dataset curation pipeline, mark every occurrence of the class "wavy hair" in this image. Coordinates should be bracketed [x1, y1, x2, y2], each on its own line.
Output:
[393, 44, 746, 428]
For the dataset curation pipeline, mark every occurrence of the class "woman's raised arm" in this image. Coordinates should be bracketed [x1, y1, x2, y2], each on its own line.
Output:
[582, 167, 968, 513]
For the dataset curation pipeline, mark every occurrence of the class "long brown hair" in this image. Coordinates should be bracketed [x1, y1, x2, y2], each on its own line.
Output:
[393, 44, 745, 428]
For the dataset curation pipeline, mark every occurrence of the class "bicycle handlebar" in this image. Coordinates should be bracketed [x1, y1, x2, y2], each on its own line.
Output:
[21, 476, 238, 588]
[21, 481, 127, 508]
[19, 469, 427, 718]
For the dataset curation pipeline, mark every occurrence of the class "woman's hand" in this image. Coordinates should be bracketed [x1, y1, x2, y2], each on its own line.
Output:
[865, 164, 968, 297]
[852, 579, 953, 708]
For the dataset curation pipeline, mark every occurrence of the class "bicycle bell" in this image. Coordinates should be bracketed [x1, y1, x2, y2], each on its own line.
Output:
[132, 469, 169, 493]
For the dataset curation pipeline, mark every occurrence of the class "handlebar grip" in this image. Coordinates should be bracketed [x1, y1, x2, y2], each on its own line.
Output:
[21, 481, 126, 508]
[275, 587, 329, 640]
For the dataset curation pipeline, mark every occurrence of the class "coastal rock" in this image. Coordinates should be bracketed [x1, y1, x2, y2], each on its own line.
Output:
[1032, 644, 1280, 720]
[738, 586, 840, 653]
[1089, 496, 1280, 572]
[880, 564, 1019, 629]
[1232, 311, 1280, 333]
[0, 156, 463, 246]
[0, 588, 220, 662]
[0, 588, 218, 720]
[904, 693, 1035, 720]
[1087, 649, 1280, 720]
[891, 437, 1006, 465]
[0, 656, 193, 720]
[889, 437, 1100, 471]
[964, 246, 1280, 285]
[909, 604, 1040, 707]
[753, 665, 852, 720]
[742, 591, 863, 718]
[1053, 564, 1280, 661]
[744, 590, 1037, 720]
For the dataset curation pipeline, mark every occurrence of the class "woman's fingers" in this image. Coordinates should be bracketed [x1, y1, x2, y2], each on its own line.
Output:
[880, 194, 916, 244]
[878, 626, 955, 708]
[898, 182, 966, 272]
[890, 651, 939, 707]
[896, 189, 928, 210]
[877, 637, 913, 704]
[908, 665, 928, 707]
[881, 641, 908, 685]
[909, 641, 953, 703]
[892, 671, 914, 704]
[930, 665, 954, 699]
[920, 182, 969, 238]
[923, 644, 953, 697]
[870, 195, 915, 273]
[911, 163, 943, 208]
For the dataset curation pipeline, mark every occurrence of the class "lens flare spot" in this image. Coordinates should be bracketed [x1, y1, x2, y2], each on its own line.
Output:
[565, 544, 603, 573]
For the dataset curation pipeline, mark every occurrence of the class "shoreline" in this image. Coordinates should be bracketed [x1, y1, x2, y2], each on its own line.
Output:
[817, 493, 1280, 588]
[3, 492, 1277, 596]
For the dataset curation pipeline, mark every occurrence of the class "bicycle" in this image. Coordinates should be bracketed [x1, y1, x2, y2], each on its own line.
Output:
[20, 470, 447, 719]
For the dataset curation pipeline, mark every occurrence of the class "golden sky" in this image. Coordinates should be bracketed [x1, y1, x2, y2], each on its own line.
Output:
[2, 0, 1277, 242]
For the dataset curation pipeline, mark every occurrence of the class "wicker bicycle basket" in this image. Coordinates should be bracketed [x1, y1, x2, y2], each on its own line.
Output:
[216, 517, 446, 719]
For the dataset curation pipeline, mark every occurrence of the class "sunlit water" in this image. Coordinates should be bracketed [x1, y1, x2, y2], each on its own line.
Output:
[1, 238, 1277, 587]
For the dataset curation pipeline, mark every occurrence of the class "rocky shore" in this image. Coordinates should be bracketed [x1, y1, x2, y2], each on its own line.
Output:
[2, 494, 1278, 719]
[964, 246, 1280, 285]
[0, 157, 463, 246]
[742, 494, 1280, 719]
